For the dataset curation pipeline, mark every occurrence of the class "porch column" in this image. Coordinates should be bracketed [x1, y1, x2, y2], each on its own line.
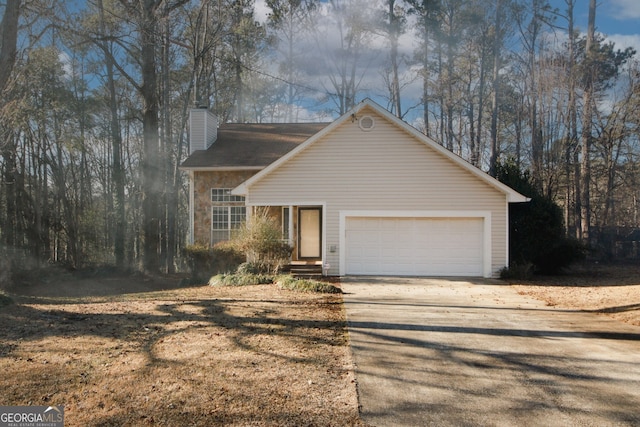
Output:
[288, 205, 294, 244]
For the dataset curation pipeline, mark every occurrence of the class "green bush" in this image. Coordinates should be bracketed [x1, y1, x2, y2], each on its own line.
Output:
[275, 275, 342, 294]
[207, 272, 342, 294]
[208, 273, 273, 287]
[236, 262, 262, 274]
[495, 159, 586, 275]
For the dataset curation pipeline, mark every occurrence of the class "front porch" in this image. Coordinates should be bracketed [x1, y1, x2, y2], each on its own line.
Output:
[283, 260, 324, 278]
[250, 205, 325, 273]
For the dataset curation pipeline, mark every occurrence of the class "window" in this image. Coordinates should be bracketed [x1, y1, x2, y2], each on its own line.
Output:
[211, 188, 245, 244]
[211, 188, 244, 203]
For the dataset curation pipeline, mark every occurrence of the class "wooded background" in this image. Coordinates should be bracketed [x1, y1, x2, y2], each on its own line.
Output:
[0, 0, 638, 274]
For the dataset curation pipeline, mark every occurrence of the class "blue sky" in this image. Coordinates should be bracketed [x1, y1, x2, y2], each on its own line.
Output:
[252, 0, 640, 122]
[552, 0, 640, 53]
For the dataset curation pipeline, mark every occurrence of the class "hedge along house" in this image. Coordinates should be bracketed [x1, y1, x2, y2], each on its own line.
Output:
[181, 99, 529, 278]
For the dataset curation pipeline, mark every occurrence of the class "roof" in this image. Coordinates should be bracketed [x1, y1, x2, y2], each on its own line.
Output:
[180, 122, 330, 170]
[233, 99, 530, 204]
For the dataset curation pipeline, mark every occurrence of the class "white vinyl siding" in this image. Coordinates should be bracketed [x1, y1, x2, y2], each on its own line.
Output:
[245, 106, 509, 277]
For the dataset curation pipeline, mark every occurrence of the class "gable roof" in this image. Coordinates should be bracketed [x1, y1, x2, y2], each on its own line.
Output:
[180, 122, 329, 170]
[233, 99, 529, 203]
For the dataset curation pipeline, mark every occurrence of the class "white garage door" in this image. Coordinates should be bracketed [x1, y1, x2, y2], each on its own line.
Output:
[345, 217, 484, 276]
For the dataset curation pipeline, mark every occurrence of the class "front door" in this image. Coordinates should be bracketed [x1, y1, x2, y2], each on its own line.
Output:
[298, 207, 321, 259]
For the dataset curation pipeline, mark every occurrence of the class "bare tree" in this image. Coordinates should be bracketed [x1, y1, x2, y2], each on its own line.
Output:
[579, 0, 595, 243]
[0, 0, 20, 93]
[380, 0, 406, 118]
[407, 0, 440, 137]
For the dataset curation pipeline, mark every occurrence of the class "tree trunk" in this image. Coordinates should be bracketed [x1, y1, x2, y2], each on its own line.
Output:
[141, 0, 162, 273]
[565, 0, 580, 238]
[98, 0, 126, 268]
[388, 0, 402, 118]
[2, 132, 17, 249]
[580, 0, 596, 243]
[488, 0, 502, 177]
[162, 18, 175, 273]
[0, 0, 20, 93]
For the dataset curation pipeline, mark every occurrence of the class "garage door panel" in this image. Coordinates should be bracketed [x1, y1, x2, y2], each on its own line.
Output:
[345, 217, 483, 276]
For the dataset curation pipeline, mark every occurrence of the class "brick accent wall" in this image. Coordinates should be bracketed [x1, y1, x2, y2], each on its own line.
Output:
[192, 170, 258, 245]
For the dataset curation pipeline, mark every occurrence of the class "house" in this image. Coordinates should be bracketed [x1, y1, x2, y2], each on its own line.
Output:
[180, 99, 528, 278]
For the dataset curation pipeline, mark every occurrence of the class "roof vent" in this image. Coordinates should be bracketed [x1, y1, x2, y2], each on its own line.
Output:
[358, 115, 375, 131]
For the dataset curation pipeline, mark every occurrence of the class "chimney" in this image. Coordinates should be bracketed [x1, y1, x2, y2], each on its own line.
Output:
[189, 107, 218, 154]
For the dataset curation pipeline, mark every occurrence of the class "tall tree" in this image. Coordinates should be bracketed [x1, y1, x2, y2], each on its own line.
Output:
[109, 0, 188, 273]
[488, 0, 504, 176]
[563, 0, 581, 238]
[94, 0, 127, 268]
[266, 0, 318, 121]
[316, 0, 374, 115]
[579, 0, 595, 243]
[0, 0, 20, 93]
[406, 0, 440, 137]
[380, 0, 406, 118]
[0, 0, 21, 253]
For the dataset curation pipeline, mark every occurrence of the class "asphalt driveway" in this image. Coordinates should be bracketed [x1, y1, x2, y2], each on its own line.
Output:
[341, 277, 640, 427]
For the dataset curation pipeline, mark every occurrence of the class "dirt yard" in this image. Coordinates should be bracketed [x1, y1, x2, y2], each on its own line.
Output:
[0, 270, 363, 426]
[510, 263, 640, 327]
[1, 263, 638, 426]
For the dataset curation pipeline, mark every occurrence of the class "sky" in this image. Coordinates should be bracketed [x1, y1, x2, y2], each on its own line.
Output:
[254, 0, 640, 54]
[251, 0, 640, 123]
[567, 0, 640, 53]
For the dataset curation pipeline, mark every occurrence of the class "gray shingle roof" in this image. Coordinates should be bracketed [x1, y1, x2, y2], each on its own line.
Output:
[180, 122, 330, 169]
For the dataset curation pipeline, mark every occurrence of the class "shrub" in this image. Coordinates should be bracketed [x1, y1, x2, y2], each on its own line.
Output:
[227, 210, 292, 274]
[499, 262, 534, 280]
[275, 275, 342, 294]
[208, 273, 273, 287]
[236, 262, 262, 274]
[495, 159, 586, 275]
[183, 243, 245, 282]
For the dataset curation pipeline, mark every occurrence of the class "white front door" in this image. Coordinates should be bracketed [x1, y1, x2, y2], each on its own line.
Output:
[299, 208, 321, 259]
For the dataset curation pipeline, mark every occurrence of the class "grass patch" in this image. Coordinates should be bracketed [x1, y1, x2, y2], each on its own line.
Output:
[208, 273, 342, 294]
[208, 273, 273, 287]
[276, 275, 342, 294]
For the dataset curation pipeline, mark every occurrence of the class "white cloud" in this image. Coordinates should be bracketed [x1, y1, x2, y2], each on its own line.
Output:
[254, 0, 270, 24]
[58, 51, 74, 79]
[611, 0, 640, 19]
[606, 33, 640, 54]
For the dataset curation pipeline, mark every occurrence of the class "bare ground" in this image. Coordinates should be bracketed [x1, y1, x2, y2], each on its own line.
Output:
[2, 263, 638, 426]
[510, 263, 640, 327]
[0, 271, 363, 426]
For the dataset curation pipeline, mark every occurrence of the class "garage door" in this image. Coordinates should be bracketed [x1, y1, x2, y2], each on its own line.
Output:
[345, 217, 484, 276]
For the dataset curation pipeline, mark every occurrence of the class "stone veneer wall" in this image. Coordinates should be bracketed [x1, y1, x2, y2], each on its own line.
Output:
[193, 170, 258, 245]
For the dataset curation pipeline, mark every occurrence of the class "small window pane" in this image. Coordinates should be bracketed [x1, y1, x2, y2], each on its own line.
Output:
[212, 207, 228, 230]
[230, 207, 246, 228]
[212, 188, 245, 204]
